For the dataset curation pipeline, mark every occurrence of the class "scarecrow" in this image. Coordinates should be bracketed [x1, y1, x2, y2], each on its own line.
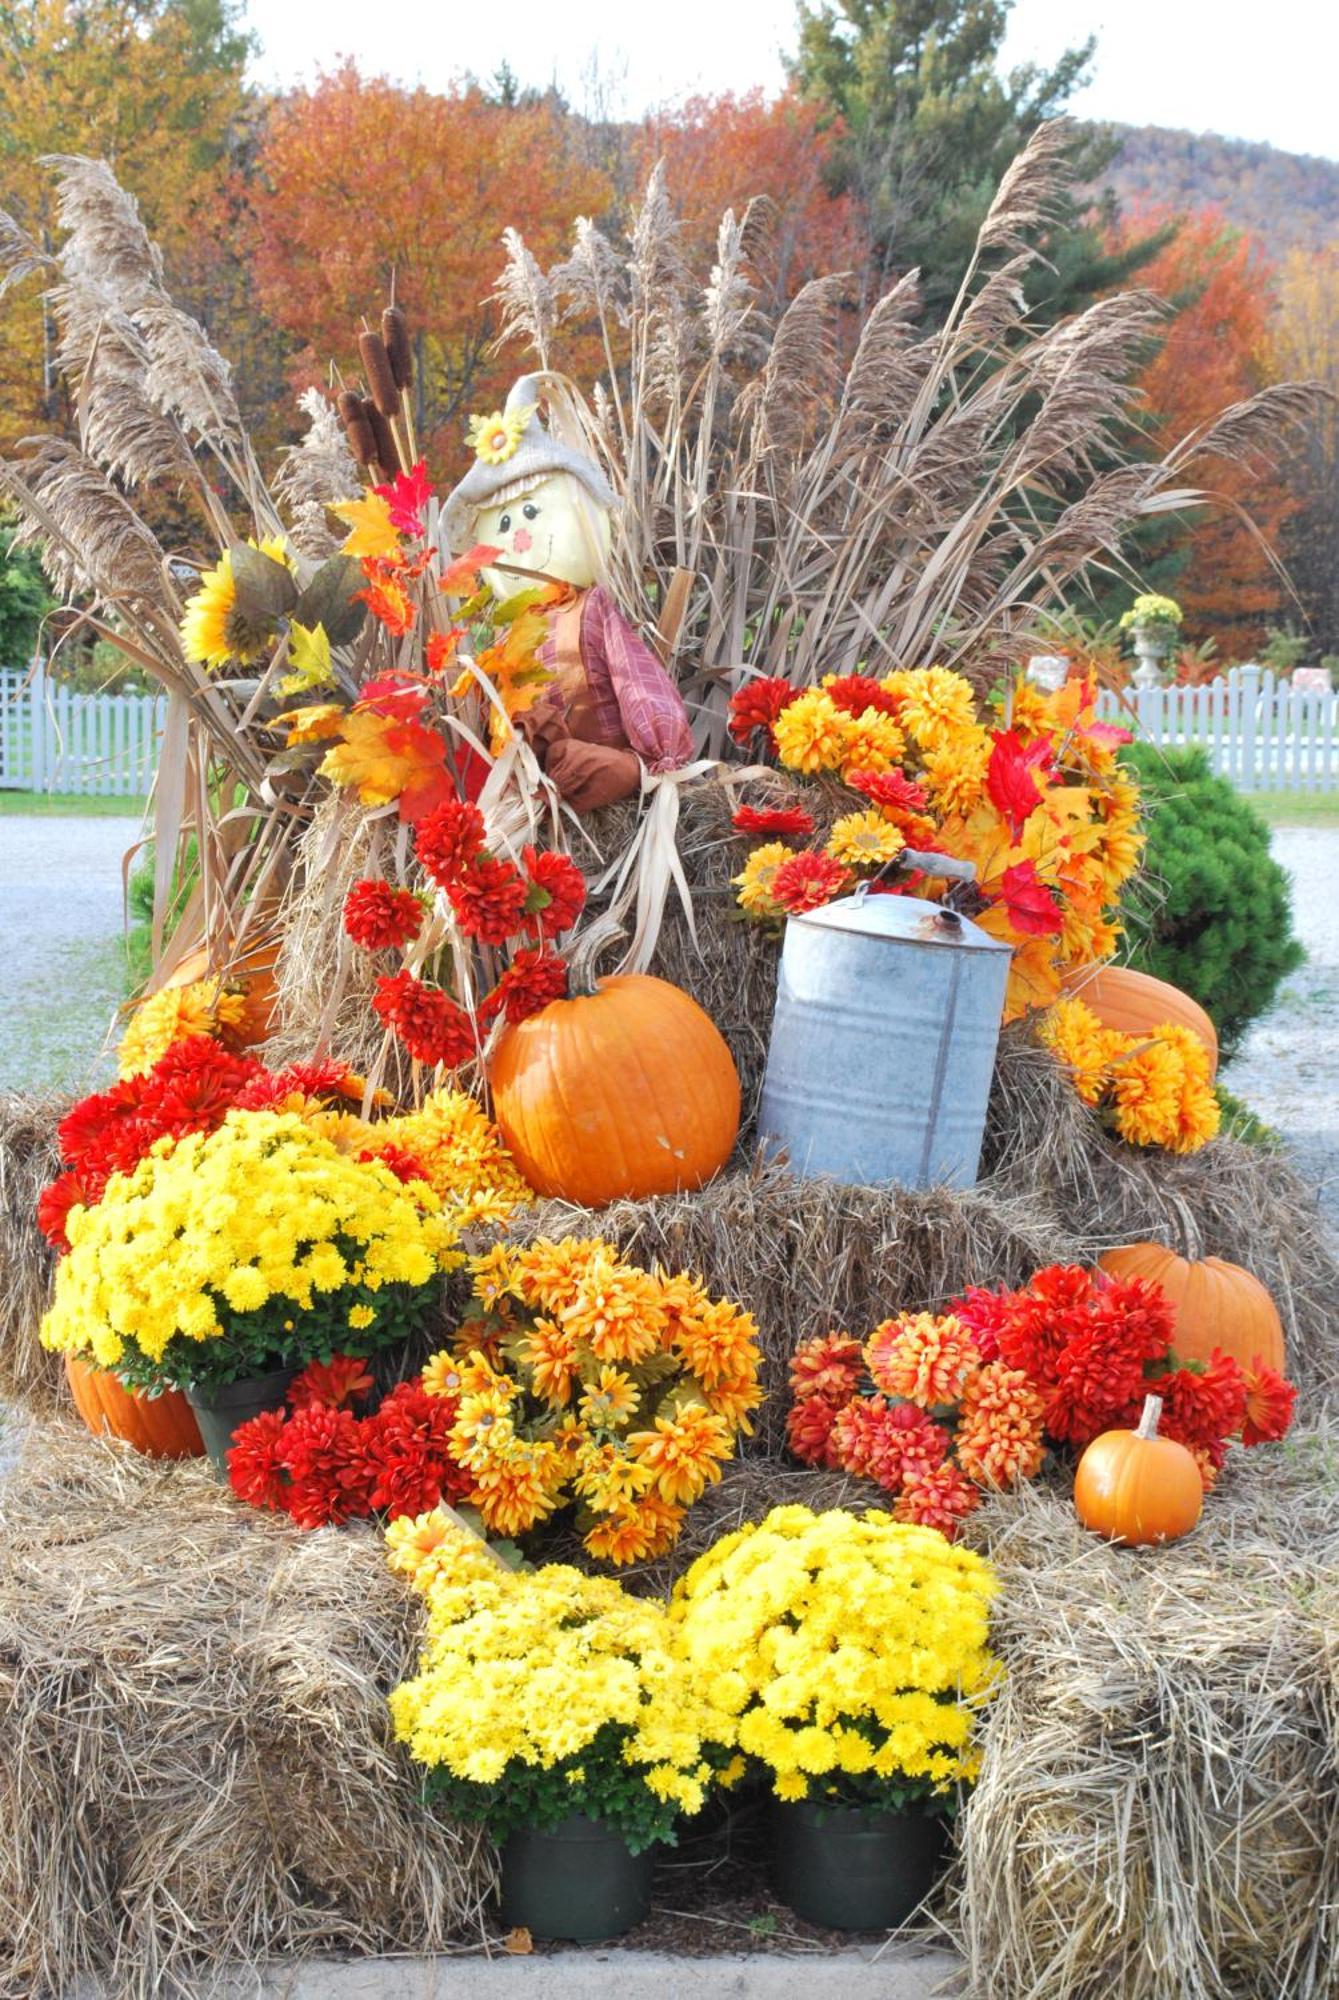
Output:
[444, 374, 694, 812]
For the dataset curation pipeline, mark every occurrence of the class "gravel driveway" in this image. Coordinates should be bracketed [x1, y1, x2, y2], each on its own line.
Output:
[0, 814, 136, 1095]
[1220, 827, 1339, 1228]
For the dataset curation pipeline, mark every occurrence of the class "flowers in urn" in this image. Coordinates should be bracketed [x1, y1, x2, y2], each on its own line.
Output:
[1119, 592, 1184, 687]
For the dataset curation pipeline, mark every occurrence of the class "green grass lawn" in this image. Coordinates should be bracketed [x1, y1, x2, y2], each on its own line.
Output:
[0, 788, 149, 817]
[1241, 789, 1339, 827]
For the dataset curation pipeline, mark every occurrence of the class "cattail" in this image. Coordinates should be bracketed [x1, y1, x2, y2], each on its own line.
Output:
[382, 306, 413, 390]
[338, 389, 377, 470]
[358, 329, 401, 420]
[366, 402, 399, 480]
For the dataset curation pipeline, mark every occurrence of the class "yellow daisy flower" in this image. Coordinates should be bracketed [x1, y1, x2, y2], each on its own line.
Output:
[827, 810, 906, 870]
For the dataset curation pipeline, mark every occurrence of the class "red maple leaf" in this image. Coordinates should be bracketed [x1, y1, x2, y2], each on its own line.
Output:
[373, 461, 434, 538]
[986, 730, 1054, 838]
[995, 861, 1062, 937]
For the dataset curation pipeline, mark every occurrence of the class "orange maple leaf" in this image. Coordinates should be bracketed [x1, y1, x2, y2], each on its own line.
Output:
[277, 701, 347, 745]
[331, 491, 402, 561]
[318, 708, 454, 822]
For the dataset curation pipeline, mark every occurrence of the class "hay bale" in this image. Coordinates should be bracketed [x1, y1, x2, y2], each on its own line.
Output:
[951, 1425, 1339, 2000]
[511, 1156, 1066, 1458]
[0, 1092, 65, 1414]
[0, 1422, 490, 2000]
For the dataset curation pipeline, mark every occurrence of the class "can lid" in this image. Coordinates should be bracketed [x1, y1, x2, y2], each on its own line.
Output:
[789, 890, 1013, 952]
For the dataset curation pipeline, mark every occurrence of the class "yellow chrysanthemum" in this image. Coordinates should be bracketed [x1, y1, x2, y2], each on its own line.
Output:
[888, 667, 978, 751]
[732, 839, 791, 918]
[826, 809, 906, 870]
[117, 980, 249, 1079]
[919, 730, 993, 814]
[772, 688, 850, 774]
[466, 405, 533, 465]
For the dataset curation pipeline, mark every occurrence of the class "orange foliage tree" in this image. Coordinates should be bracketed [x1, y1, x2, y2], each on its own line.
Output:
[631, 89, 870, 305]
[245, 64, 615, 473]
[1115, 209, 1292, 655]
[0, 0, 252, 446]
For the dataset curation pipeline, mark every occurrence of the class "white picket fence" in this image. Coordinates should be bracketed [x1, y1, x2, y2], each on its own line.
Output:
[1095, 665, 1339, 792]
[0, 661, 164, 796]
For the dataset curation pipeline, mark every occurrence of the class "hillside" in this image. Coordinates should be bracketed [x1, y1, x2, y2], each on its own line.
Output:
[1091, 124, 1339, 251]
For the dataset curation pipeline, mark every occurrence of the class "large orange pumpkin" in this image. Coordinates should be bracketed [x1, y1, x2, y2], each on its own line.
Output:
[1061, 964, 1218, 1078]
[1099, 1242, 1285, 1374]
[65, 1354, 204, 1459]
[166, 933, 280, 1048]
[489, 973, 741, 1207]
[1074, 1393, 1203, 1546]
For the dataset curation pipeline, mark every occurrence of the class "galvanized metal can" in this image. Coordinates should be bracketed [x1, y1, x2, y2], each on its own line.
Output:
[757, 886, 1012, 1190]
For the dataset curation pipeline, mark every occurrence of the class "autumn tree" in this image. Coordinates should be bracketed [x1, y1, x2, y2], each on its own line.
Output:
[1112, 210, 1292, 655]
[245, 64, 615, 473]
[1267, 246, 1339, 656]
[0, 0, 253, 440]
[631, 90, 871, 305]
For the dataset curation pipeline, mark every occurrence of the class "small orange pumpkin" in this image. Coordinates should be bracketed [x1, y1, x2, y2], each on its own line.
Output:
[1074, 1392, 1203, 1545]
[489, 972, 741, 1207]
[1099, 1242, 1284, 1374]
[65, 1354, 204, 1459]
[1061, 964, 1218, 1078]
[166, 933, 280, 1048]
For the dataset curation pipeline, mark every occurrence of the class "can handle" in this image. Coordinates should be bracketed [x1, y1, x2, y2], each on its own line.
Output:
[851, 847, 978, 900]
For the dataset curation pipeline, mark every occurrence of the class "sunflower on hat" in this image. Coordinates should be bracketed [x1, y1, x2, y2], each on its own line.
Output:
[465, 405, 534, 466]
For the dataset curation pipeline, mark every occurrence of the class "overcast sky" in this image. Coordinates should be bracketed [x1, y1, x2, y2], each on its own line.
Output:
[244, 0, 1339, 162]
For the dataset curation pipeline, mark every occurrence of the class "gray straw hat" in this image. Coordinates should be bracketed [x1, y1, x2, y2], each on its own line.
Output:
[443, 373, 616, 553]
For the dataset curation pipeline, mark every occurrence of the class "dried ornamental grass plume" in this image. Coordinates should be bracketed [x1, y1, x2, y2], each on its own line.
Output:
[669, 1509, 1000, 1805]
[275, 387, 362, 558]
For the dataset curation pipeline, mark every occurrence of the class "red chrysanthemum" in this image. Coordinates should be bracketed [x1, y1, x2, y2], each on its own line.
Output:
[949, 1286, 1009, 1363]
[824, 674, 901, 718]
[362, 1379, 472, 1516]
[831, 1396, 949, 1494]
[287, 1354, 375, 1412]
[772, 850, 851, 915]
[1239, 1360, 1297, 1447]
[414, 796, 486, 888]
[726, 676, 799, 749]
[372, 971, 477, 1068]
[786, 1393, 844, 1469]
[995, 1265, 1099, 1386]
[1156, 1351, 1249, 1451]
[1091, 1274, 1176, 1370]
[53, 1037, 262, 1212]
[788, 1332, 865, 1408]
[1044, 1321, 1154, 1449]
[280, 1404, 375, 1528]
[358, 1142, 432, 1185]
[227, 1409, 290, 1511]
[234, 1060, 355, 1112]
[343, 878, 424, 952]
[37, 1170, 93, 1253]
[522, 846, 587, 939]
[893, 1461, 980, 1539]
[845, 767, 928, 815]
[447, 855, 530, 945]
[730, 804, 816, 837]
[56, 1077, 145, 1175]
[482, 947, 569, 1027]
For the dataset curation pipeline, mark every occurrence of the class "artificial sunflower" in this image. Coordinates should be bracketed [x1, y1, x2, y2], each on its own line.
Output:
[465, 405, 532, 465]
[179, 537, 291, 671]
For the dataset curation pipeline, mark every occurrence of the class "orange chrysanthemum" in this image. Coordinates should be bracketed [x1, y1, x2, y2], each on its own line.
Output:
[560, 1253, 668, 1365]
[522, 1318, 580, 1406]
[627, 1404, 732, 1505]
[864, 1312, 981, 1407]
[955, 1362, 1047, 1488]
[582, 1492, 686, 1565]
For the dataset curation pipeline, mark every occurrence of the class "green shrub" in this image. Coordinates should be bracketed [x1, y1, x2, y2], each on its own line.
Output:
[0, 514, 50, 668]
[1119, 744, 1304, 1061]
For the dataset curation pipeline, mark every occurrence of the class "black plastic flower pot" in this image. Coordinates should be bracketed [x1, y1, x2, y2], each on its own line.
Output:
[498, 1814, 654, 1941]
[770, 1798, 949, 1931]
[186, 1365, 298, 1477]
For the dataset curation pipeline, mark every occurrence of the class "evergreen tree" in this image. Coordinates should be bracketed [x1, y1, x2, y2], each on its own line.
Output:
[790, 0, 1159, 319]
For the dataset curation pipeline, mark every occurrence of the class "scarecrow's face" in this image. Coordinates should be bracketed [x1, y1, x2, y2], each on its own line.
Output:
[475, 473, 609, 594]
